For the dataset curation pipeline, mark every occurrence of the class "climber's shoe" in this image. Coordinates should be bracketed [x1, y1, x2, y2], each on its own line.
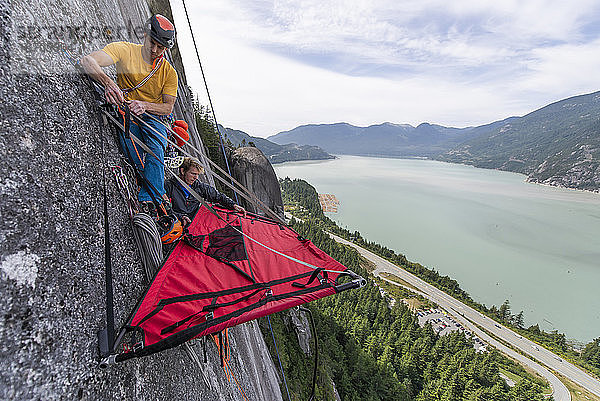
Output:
[139, 201, 158, 218]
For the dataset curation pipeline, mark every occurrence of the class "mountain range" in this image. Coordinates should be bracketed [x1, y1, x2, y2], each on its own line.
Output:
[219, 125, 334, 164]
[267, 91, 600, 191]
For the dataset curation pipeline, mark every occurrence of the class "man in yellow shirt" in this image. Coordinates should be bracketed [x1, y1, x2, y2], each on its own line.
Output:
[81, 14, 178, 214]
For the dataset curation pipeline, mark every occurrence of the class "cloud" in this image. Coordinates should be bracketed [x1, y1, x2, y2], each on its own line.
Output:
[518, 38, 600, 95]
[170, 1, 600, 137]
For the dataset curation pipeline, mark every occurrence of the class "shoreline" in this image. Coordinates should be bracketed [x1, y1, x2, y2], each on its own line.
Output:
[275, 153, 600, 196]
[275, 156, 600, 343]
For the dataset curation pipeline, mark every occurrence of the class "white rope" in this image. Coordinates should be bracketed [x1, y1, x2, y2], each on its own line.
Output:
[103, 109, 345, 278]
[132, 213, 163, 281]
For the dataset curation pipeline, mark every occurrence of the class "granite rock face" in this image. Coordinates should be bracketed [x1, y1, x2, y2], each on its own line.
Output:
[231, 147, 284, 219]
[0, 0, 282, 399]
[287, 308, 313, 356]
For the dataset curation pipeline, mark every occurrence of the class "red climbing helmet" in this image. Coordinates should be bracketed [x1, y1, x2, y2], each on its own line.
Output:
[146, 14, 176, 49]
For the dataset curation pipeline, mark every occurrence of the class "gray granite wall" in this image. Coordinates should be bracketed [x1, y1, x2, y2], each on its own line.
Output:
[0, 0, 282, 399]
[230, 147, 284, 219]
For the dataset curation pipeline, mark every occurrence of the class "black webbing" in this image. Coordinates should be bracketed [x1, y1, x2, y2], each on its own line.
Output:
[300, 307, 319, 401]
[102, 143, 116, 352]
[292, 268, 325, 288]
[218, 331, 224, 367]
[202, 289, 263, 313]
[210, 255, 255, 283]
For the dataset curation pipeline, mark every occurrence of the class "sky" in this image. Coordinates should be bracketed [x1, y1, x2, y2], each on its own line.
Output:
[169, 0, 600, 138]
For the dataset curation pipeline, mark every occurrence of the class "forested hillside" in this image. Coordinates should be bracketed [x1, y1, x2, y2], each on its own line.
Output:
[263, 178, 551, 400]
[269, 91, 600, 191]
[438, 91, 600, 191]
[278, 177, 600, 380]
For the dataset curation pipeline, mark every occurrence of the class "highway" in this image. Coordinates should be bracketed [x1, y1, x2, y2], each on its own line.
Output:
[330, 233, 600, 401]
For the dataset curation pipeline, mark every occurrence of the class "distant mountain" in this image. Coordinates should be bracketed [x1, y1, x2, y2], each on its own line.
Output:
[438, 91, 600, 191]
[269, 122, 473, 157]
[268, 120, 528, 157]
[268, 91, 600, 191]
[219, 126, 334, 164]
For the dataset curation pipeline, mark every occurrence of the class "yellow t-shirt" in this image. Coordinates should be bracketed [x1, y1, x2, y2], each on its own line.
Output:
[102, 41, 178, 103]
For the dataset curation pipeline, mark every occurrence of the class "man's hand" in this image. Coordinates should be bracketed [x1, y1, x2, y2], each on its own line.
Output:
[181, 216, 191, 226]
[80, 52, 124, 105]
[233, 204, 247, 217]
[104, 80, 124, 105]
[128, 100, 148, 115]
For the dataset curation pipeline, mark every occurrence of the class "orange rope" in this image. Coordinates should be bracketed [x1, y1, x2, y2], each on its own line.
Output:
[211, 330, 249, 400]
[118, 106, 145, 168]
[212, 332, 231, 382]
[224, 357, 250, 401]
[130, 138, 145, 169]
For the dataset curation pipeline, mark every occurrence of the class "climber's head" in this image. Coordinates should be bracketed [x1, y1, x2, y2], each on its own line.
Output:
[143, 14, 175, 60]
[179, 157, 204, 186]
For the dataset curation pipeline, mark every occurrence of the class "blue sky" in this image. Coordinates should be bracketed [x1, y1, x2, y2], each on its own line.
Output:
[171, 0, 600, 138]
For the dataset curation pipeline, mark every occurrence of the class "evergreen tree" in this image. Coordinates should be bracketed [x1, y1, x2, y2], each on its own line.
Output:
[514, 311, 524, 328]
[498, 300, 511, 322]
[582, 338, 600, 369]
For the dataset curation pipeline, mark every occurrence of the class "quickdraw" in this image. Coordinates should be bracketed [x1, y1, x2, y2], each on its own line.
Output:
[111, 165, 137, 219]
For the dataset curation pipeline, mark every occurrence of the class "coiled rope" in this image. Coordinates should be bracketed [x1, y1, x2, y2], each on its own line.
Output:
[131, 213, 163, 281]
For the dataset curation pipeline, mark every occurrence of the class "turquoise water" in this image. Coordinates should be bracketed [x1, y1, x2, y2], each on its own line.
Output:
[274, 155, 600, 343]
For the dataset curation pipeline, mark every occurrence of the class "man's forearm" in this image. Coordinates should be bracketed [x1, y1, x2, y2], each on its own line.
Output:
[80, 54, 124, 105]
[141, 101, 174, 116]
[80, 55, 113, 87]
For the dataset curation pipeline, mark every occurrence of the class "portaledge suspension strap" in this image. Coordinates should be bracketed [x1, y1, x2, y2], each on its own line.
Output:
[98, 136, 116, 358]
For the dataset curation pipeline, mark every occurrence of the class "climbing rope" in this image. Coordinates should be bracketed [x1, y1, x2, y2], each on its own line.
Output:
[131, 213, 163, 281]
[267, 316, 292, 401]
[103, 107, 360, 277]
[138, 112, 284, 224]
[212, 330, 250, 401]
[299, 307, 319, 401]
[182, 342, 211, 388]
[181, 0, 240, 204]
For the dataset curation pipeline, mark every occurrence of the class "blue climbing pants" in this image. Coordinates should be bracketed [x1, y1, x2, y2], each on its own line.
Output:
[119, 114, 168, 203]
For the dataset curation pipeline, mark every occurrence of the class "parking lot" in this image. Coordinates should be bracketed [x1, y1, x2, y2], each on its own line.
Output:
[417, 309, 487, 352]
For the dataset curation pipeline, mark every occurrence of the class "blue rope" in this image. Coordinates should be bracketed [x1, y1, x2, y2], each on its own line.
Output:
[267, 315, 291, 401]
[181, 0, 240, 204]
